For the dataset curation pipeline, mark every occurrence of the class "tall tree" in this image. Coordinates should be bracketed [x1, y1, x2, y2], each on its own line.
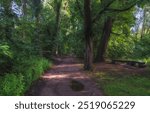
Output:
[84, 0, 93, 70]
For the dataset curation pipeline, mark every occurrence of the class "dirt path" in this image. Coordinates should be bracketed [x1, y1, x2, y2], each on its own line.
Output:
[26, 57, 103, 96]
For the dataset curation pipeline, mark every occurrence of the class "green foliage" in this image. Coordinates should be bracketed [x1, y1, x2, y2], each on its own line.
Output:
[0, 44, 12, 58]
[0, 73, 24, 96]
[142, 58, 150, 67]
[133, 34, 150, 58]
[0, 57, 51, 95]
[0, 43, 13, 75]
[95, 72, 150, 96]
[107, 35, 135, 59]
[13, 56, 51, 90]
[103, 76, 150, 96]
[0, 0, 150, 95]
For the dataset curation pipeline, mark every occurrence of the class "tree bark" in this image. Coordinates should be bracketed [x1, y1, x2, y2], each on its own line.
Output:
[54, 0, 62, 55]
[96, 17, 113, 62]
[84, 0, 93, 70]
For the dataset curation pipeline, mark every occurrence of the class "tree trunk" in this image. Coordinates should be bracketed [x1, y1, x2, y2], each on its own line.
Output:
[84, 0, 93, 70]
[96, 17, 113, 62]
[22, 0, 27, 16]
[54, 0, 62, 55]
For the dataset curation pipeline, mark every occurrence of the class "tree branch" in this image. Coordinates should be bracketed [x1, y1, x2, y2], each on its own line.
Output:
[106, 2, 137, 12]
[92, 0, 115, 23]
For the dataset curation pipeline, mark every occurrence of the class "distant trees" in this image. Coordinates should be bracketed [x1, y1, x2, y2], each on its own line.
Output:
[141, 6, 150, 38]
[0, 0, 149, 71]
[2, 0, 15, 45]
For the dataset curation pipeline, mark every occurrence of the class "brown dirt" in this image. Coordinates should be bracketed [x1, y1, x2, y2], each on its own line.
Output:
[93, 62, 150, 75]
[26, 57, 103, 96]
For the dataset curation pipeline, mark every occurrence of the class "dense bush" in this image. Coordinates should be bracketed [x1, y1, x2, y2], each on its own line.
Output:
[0, 44, 13, 75]
[0, 73, 24, 96]
[107, 35, 135, 59]
[13, 56, 51, 90]
[0, 57, 51, 96]
[132, 35, 150, 59]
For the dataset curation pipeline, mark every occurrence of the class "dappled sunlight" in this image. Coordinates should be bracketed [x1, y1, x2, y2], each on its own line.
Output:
[26, 57, 103, 96]
[42, 73, 70, 79]
[55, 64, 83, 68]
[42, 72, 89, 80]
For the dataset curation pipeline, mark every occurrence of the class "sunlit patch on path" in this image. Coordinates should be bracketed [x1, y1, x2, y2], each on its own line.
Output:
[26, 57, 103, 96]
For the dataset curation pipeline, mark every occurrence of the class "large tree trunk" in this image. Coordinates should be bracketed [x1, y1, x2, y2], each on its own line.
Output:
[96, 17, 113, 62]
[84, 0, 93, 70]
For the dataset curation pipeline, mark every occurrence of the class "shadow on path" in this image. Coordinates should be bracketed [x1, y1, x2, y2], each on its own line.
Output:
[26, 57, 103, 96]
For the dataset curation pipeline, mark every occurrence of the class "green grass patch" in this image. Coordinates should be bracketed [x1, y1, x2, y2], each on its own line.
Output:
[95, 72, 150, 96]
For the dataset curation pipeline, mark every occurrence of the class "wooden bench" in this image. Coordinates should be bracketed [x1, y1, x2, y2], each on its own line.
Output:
[111, 59, 146, 68]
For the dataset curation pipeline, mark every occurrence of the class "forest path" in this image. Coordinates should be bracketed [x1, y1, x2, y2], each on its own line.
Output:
[26, 57, 103, 96]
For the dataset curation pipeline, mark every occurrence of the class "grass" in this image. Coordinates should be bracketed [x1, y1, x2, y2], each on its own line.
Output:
[95, 72, 150, 96]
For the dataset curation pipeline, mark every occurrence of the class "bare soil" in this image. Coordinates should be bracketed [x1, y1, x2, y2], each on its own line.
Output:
[26, 57, 103, 96]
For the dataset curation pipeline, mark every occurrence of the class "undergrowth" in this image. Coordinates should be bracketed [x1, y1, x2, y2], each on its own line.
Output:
[0, 56, 51, 96]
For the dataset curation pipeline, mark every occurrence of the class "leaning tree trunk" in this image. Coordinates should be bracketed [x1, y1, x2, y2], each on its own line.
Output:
[84, 0, 93, 70]
[96, 17, 113, 62]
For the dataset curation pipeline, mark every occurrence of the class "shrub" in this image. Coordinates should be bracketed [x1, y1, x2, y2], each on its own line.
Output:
[12, 56, 51, 91]
[132, 35, 150, 59]
[107, 35, 135, 59]
[0, 56, 51, 95]
[0, 44, 13, 75]
[0, 73, 24, 96]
